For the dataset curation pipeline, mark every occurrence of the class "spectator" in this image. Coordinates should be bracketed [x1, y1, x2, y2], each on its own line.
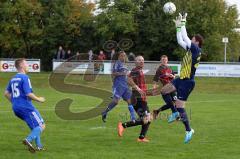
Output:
[110, 49, 115, 60]
[88, 49, 93, 61]
[128, 52, 136, 61]
[238, 55, 240, 62]
[75, 51, 81, 61]
[54, 45, 65, 60]
[98, 50, 106, 61]
[65, 49, 72, 60]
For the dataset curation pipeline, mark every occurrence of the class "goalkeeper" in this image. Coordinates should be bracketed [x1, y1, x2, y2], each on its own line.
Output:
[161, 13, 203, 143]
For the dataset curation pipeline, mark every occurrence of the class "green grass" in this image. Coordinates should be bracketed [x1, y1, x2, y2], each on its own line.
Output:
[1, 72, 240, 159]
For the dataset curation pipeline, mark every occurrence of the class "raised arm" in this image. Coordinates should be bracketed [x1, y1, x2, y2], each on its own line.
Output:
[180, 13, 191, 48]
[177, 31, 188, 50]
[174, 15, 188, 50]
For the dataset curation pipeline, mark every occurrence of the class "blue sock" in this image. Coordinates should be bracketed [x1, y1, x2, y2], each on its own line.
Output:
[35, 135, 43, 148]
[128, 104, 136, 120]
[26, 126, 42, 142]
[103, 101, 118, 115]
[177, 108, 191, 131]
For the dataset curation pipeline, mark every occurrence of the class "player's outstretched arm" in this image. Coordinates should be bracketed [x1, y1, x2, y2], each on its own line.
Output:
[180, 13, 191, 48]
[177, 30, 188, 50]
[27, 93, 45, 103]
[4, 91, 11, 102]
[174, 15, 188, 50]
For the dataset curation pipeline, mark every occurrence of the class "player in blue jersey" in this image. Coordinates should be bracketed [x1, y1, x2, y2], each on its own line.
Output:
[4, 58, 46, 153]
[102, 51, 145, 122]
[161, 13, 203, 143]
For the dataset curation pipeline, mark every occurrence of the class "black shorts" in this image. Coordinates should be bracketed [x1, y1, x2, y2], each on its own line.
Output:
[131, 97, 150, 118]
[172, 78, 195, 101]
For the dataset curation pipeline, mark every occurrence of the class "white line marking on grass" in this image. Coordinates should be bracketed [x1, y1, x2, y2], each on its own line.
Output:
[89, 126, 115, 130]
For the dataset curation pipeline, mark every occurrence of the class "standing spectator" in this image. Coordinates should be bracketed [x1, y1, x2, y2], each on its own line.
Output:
[110, 49, 116, 60]
[88, 49, 93, 61]
[75, 51, 81, 61]
[98, 50, 106, 61]
[97, 50, 106, 72]
[128, 52, 136, 61]
[65, 49, 72, 60]
[54, 45, 65, 60]
[238, 55, 240, 62]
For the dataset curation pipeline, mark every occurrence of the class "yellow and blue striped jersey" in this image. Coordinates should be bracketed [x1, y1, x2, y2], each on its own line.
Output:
[180, 43, 201, 80]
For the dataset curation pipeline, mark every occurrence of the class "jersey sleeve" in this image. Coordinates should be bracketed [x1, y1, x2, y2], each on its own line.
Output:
[6, 81, 12, 93]
[23, 76, 33, 95]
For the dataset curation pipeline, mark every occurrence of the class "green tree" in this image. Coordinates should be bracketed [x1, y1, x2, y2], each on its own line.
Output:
[173, 0, 240, 61]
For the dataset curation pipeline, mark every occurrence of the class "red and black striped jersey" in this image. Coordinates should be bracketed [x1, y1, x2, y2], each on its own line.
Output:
[153, 64, 174, 85]
[129, 66, 147, 100]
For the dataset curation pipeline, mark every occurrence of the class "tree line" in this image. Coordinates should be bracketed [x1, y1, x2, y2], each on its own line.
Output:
[0, 0, 239, 70]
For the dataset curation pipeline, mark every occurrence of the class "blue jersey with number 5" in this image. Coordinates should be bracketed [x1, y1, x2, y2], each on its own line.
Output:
[6, 73, 34, 109]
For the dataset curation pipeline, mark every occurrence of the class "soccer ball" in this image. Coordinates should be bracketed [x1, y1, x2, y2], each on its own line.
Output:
[163, 2, 176, 15]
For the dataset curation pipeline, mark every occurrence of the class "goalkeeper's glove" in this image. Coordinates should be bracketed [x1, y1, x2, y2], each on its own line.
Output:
[180, 13, 187, 26]
[173, 15, 182, 32]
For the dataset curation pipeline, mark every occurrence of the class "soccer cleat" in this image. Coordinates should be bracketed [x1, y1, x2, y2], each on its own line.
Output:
[117, 122, 125, 137]
[22, 139, 36, 153]
[102, 112, 107, 123]
[36, 147, 46, 151]
[168, 112, 180, 123]
[184, 129, 194, 144]
[137, 138, 150, 143]
[152, 109, 160, 120]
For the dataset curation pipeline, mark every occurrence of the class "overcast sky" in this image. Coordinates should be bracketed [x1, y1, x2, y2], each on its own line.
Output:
[225, 0, 240, 13]
[87, 0, 240, 15]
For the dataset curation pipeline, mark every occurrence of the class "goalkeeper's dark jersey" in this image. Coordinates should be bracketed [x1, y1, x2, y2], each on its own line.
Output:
[180, 43, 201, 80]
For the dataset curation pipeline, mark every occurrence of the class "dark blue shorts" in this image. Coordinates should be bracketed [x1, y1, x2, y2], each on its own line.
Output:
[112, 86, 132, 101]
[13, 106, 44, 130]
[172, 78, 195, 101]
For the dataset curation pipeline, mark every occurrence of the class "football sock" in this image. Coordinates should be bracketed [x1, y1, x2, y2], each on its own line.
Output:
[26, 126, 42, 142]
[158, 104, 171, 112]
[128, 104, 136, 120]
[35, 135, 43, 148]
[177, 108, 191, 131]
[162, 94, 177, 113]
[139, 122, 151, 139]
[122, 120, 142, 128]
[103, 101, 118, 114]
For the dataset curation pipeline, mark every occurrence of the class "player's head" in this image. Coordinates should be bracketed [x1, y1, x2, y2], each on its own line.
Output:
[118, 51, 127, 62]
[135, 55, 144, 68]
[192, 34, 204, 48]
[161, 55, 168, 65]
[15, 58, 28, 73]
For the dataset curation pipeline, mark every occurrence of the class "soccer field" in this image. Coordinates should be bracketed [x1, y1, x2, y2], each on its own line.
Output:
[1, 72, 240, 159]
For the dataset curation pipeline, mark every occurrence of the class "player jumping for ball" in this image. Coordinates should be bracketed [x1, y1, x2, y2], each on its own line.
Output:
[118, 55, 151, 142]
[161, 13, 204, 143]
[4, 58, 46, 153]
